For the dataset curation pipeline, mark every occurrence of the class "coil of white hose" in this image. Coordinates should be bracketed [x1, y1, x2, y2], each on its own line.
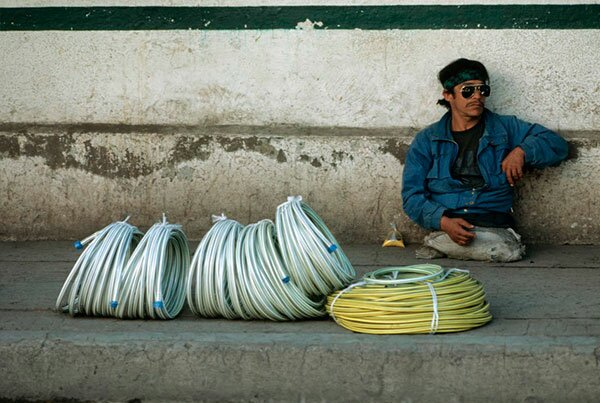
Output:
[187, 215, 244, 319]
[276, 196, 355, 296]
[234, 219, 324, 320]
[116, 215, 190, 320]
[187, 216, 324, 320]
[55, 218, 143, 316]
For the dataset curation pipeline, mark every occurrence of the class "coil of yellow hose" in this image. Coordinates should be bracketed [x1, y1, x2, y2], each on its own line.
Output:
[326, 264, 492, 334]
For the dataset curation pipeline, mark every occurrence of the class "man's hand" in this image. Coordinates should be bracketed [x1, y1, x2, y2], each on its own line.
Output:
[501, 146, 526, 186]
[440, 216, 476, 246]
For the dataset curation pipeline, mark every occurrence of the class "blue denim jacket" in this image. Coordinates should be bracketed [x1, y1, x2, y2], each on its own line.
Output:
[402, 109, 568, 230]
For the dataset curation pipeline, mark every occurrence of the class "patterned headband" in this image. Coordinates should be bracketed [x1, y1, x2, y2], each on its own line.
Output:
[443, 69, 488, 89]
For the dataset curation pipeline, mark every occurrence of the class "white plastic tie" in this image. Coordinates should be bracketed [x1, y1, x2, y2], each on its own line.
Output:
[422, 268, 469, 334]
[162, 213, 167, 224]
[211, 213, 228, 223]
[425, 282, 439, 334]
[277, 195, 303, 210]
[329, 280, 367, 324]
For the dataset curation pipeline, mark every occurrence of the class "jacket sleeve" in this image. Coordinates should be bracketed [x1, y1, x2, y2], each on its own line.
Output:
[401, 132, 447, 230]
[506, 116, 569, 168]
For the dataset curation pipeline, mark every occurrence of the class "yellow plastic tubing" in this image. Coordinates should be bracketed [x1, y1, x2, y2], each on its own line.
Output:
[326, 264, 492, 335]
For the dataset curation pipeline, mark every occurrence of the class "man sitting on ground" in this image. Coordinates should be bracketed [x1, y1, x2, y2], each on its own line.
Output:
[401, 58, 568, 261]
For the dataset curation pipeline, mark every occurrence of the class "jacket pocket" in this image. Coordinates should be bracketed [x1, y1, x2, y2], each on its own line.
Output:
[426, 159, 440, 179]
[488, 135, 510, 174]
[426, 152, 457, 193]
[426, 149, 453, 179]
[484, 136, 511, 188]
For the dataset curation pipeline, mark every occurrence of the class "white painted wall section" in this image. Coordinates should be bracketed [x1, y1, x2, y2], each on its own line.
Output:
[1, 30, 599, 130]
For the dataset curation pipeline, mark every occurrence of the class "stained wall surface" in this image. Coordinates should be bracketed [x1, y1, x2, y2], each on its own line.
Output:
[1, 2, 599, 243]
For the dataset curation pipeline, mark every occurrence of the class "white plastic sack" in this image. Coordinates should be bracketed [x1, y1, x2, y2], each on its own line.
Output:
[417, 227, 525, 262]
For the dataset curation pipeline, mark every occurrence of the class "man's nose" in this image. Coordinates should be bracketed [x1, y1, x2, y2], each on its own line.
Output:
[472, 89, 484, 99]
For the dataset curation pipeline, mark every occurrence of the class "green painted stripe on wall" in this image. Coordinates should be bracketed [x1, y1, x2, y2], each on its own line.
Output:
[1, 5, 599, 31]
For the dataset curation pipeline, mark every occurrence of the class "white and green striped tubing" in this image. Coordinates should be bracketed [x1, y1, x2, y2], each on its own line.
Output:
[116, 215, 190, 320]
[275, 195, 355, 297]
[55, 217, 143, 317]
[234, 219, 324, 320]
[187, 215, 324, 320]
[186, 215, 244, 319]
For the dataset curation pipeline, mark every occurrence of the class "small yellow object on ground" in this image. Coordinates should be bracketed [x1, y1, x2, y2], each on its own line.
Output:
[326, 264, 492, 334]
[382, 222, 404, 248]
[382, 238, 405, 248]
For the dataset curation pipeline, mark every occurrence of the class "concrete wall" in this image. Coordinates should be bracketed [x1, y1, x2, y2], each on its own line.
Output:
[2, 29, 599, 129]
[1, 2, 599, 243]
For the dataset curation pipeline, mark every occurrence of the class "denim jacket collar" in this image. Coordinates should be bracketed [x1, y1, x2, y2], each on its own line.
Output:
[430, 109, 509, 146]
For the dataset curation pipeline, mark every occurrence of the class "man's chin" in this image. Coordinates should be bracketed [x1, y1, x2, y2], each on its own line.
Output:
[468, 106, 484, 117]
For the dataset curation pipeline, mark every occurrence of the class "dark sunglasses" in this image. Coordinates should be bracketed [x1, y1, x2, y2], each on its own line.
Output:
[460, 84, 491, 99]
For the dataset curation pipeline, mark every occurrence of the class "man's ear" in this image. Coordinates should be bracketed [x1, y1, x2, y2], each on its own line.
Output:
[442, 89, 453, 102]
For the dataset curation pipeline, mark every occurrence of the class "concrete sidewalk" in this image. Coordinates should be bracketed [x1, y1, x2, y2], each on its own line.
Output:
[1, 241, 600, 402]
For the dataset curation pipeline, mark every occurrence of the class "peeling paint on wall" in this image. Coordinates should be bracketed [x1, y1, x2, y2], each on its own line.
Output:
[295, 19, 324, 30]
[0, 124, 596, 244]
[0, 130, 294, 179]
[378, 139, 410, 164]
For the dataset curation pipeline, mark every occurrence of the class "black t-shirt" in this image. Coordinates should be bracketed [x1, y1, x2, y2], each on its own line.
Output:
[447, 118, 514, 228]
[451, 119, 485, 188]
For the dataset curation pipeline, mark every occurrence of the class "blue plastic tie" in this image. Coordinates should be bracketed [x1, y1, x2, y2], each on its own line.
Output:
[282, 276, 290, 284]
[153, 301, 164, 309]
[110, 300, 118, 309]
[74, 240, 83, 250]
[327, 244, 338, 253]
